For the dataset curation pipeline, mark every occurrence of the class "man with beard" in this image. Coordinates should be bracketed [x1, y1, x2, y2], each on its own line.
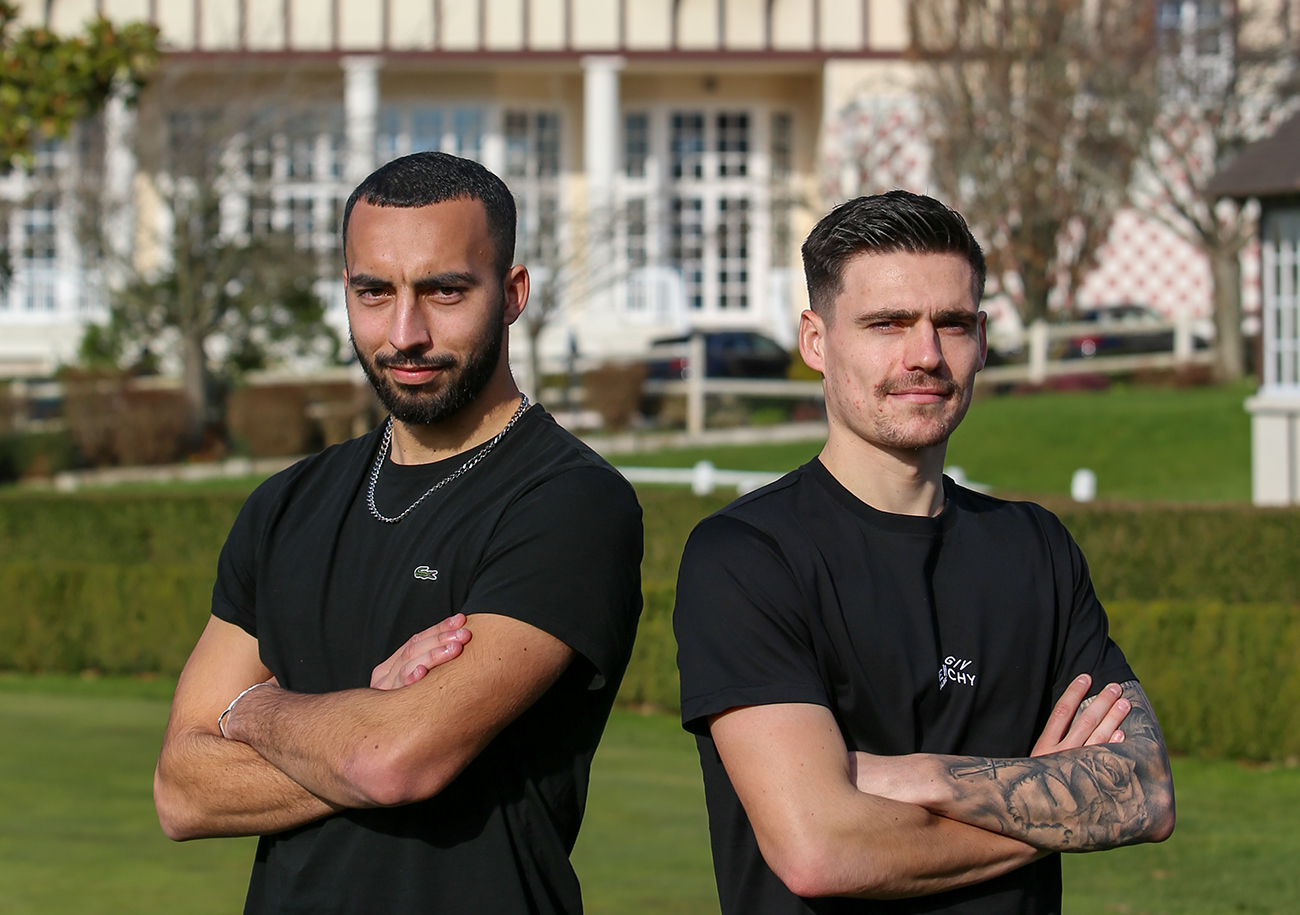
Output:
[154, 152, 643, 915]
[673, 192, 1174, 915]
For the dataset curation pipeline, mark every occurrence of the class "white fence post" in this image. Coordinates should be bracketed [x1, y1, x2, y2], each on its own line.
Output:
[1174, 311, 1193, 363]
[686, 331, 706, 436]
[1028, 319, 1049, 385]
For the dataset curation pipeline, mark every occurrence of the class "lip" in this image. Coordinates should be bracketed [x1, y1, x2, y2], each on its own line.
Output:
[889, 389, 950, 401]
[387, 366, 442, 385]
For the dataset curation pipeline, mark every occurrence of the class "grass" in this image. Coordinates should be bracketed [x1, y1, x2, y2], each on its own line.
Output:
[620, 380, 1254, 503]
[1, 677, 1298, 915]
[3, 380, 1254, 505]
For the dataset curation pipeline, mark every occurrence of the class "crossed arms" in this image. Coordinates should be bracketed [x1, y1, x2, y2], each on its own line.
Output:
[154, 612, 573, 840]
[710, 675, 1174, 900]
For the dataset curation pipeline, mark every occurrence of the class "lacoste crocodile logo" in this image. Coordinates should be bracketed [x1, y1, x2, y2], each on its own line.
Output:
[413, 566, 439, 581]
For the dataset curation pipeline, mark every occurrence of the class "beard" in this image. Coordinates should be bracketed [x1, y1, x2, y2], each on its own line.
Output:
[353, 300, 506, 427]
[870, 371, 970, 451]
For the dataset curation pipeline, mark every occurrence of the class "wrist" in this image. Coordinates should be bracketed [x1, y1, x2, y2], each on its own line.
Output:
[218, 681, 272, 741]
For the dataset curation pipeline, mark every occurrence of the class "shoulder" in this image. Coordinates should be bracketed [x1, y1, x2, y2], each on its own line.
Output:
[948, 481, 1076, 543]
[503, 407, 641, 518]
[231, 428, 383, 541]
[684, 462, 819, 558]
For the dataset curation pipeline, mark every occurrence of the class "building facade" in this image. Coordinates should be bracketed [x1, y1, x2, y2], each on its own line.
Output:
[1, 0, 1241, 381]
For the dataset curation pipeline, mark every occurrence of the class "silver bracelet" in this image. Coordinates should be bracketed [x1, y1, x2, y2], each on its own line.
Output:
[218, 681, 271, 739]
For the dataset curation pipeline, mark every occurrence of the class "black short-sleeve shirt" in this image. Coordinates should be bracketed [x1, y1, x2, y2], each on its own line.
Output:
[674, 460, 1133, 915]
[212, 406, 643, 915]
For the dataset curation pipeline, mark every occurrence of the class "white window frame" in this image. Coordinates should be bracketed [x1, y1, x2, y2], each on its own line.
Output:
[616, 104, 795, 329]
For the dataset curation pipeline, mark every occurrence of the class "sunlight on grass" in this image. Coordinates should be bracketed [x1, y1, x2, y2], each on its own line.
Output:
[1, 682, 1296, 915]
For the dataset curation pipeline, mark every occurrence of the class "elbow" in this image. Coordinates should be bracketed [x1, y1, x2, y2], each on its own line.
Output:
[761, 831, 876, 899]
[153, 766, 201, 842]
[1146, 785, 1176, 844]
[343, 740, 463, 808]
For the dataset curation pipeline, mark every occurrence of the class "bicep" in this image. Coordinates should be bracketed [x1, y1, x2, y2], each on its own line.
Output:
[354, 612, 575, 803]
[709, 703, 870, 894]
[164, 615, 272, 743]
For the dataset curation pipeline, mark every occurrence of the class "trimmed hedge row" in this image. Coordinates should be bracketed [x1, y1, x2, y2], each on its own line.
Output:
[0, 561, 214, 675]
[4, 492, 1297, 602]
[1108, 600, 1300, 761]
[1, 560, 1297, 760]
[1057, 504, 1300, 603]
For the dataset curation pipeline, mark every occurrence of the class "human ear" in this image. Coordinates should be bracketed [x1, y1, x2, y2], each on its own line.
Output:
[799, 309, 827, 375]
[503, 265, 529, 324]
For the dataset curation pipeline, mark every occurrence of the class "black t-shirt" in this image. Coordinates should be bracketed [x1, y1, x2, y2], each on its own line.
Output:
[674, 459, 1134, 915]
[211, 406, 643, 915]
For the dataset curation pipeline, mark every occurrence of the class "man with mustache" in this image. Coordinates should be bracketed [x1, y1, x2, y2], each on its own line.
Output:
[154, 152, 643, 914]
[674, 192, 1174, 914]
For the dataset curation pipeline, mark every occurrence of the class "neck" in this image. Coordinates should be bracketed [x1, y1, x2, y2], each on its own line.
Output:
[818, 430, 948, 517]
[388, 372, 524, 466]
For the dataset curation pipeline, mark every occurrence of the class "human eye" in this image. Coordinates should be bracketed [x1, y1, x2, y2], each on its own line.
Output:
[355, 285, 390, 304]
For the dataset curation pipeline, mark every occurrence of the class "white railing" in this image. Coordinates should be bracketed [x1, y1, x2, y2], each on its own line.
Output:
[981, 313, 1213, 386]
[640, 317, 1215, 435]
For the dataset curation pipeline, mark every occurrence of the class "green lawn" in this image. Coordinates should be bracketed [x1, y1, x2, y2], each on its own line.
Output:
[1, 677, 1297, 915]
[616, 381, 1254, 503]
[3, 380, 1254, 505]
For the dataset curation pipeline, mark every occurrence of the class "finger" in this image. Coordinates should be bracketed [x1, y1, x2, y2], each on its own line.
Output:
[1061, 681, 1122, 743]
[1108, 728, 1126, 743]
[1082, 696, 1132, 747]
[397, 628, 472, 685]
[1033, 674, 1091, 754]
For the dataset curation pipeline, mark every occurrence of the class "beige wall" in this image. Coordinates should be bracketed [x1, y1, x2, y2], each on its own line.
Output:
[26, 0, 906, 54]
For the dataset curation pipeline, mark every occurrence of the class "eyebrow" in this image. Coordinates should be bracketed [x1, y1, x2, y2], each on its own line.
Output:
[854, 307, 979, 327]
[348, 271, 479, 291]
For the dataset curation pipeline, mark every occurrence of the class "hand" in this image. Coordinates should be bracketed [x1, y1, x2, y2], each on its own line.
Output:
[1031, 674, 1130, 757]
[370, 614, 472, 690]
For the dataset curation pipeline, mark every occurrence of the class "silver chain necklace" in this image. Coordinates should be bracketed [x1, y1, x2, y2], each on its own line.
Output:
[367, 393, 530, 524]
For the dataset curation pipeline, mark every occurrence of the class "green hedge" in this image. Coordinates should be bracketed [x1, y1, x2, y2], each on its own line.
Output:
[1108, 600, 1300, 761]
[0, 561, 214, 675]
[1058, 505, 1300, 603]
[3, 489, 1299, 759]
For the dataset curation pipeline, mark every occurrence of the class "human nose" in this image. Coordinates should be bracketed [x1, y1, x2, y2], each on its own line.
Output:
[388, 289, 432, 354]
[903, 322, 943, 372]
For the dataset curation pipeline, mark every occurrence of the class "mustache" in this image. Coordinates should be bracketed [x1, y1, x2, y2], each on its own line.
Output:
[373, 352, 458, 371]
[876, 373, 960, 397]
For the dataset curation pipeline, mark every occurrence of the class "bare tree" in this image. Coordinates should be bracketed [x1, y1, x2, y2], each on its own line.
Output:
[79, 75, 341, 449]
[909, 0, 1159, 323]
[1131, 0, 1299, 380]
[514, 199, 627, 403]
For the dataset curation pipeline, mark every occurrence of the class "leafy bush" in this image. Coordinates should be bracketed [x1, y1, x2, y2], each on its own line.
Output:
[3, 488, 1299, 759]
[1109, 600, 1300, 761]
[0, 561, 213, 675]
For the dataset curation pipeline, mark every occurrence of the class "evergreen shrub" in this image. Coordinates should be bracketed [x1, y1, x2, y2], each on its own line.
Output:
[1108, 600, 1300, 761]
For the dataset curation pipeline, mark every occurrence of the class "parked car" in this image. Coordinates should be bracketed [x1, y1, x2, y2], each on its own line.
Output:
[645, 331, 792, 379]
[1060, 304, 1208, 360]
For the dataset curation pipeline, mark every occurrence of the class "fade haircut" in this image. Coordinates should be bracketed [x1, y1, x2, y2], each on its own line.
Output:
[341, 152, 518, 278]
[801, 190, 986, 318]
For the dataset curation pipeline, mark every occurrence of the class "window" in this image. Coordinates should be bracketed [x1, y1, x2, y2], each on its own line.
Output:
[671, 197, 705, 310]
[377, 106, 487, 164]
[506, 110, 564, 280]
[671, 113, 705, 179]
[625, 113, 649, 178]
[412, 109, 443, 153]
[717, 113, 749, 178]
[771, 113, 793, 181]
[717, 199, 749, 310]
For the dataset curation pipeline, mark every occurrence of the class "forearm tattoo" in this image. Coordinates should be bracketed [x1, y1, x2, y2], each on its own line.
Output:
[938, 681, 1173, 851]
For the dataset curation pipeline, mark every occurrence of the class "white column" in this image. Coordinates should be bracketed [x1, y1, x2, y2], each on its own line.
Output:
[102, 86, 137, 287]
[583, 55, 624, 209]
[343, 56, 382, 186]
[581, 56, 624, 335]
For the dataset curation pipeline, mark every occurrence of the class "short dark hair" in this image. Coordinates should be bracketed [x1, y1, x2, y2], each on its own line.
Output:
[801, 191, 986, 317]
[341, 152, 517, 278]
